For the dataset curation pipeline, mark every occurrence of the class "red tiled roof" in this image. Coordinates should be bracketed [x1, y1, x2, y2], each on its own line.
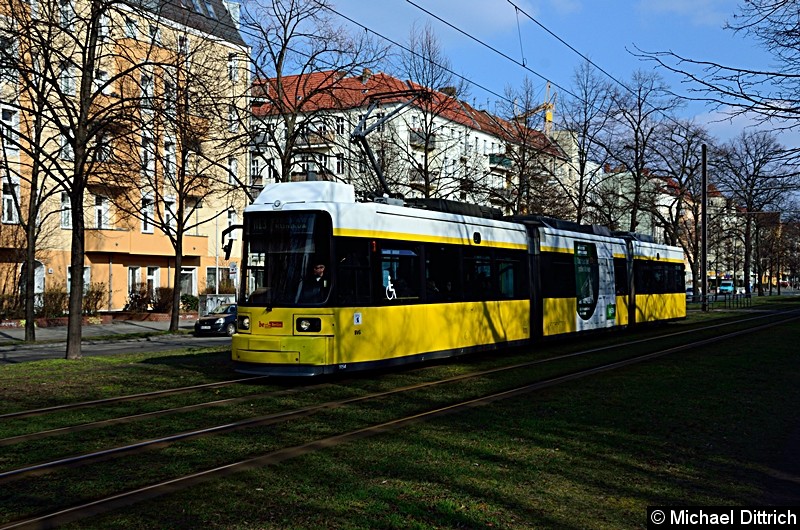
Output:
[252, 70, 562, 157]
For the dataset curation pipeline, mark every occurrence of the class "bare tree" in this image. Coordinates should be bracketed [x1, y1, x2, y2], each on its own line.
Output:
[495, 77, 569, 216]
[245, 0, 387, 187]
[640, 0, 800, 141]
[647, 120, 713, 292]
[96, 27, 247, 331]
[556, 61, 617, 223]
[1, 0, 158, 356]
[1, 0, 65, 340]
[710, 130, 799, 294]
[394, 22, 470, 199]
[607, 70, 683, 234]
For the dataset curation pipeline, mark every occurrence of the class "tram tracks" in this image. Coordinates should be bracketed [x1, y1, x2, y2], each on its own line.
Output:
[1, 310, 798, 529]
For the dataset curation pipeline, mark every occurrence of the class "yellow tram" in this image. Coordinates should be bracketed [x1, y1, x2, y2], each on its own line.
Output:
[231, 182, 685, 376]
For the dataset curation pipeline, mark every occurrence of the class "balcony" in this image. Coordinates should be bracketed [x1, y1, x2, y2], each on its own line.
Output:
[86, 228, 207, 257]
[85, 228, 131, 253]
[408, 168, 438, 193]
[296, 130, 336, 150]
[489, 154, 513, 169]
[409, 130, 436, 151]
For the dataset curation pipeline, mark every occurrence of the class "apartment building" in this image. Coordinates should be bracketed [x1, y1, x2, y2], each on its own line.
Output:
[249, 69, 565, 215]
[0, 0, 250, 311]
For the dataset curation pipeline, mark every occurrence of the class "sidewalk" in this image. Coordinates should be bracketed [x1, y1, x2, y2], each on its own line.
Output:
[0, 318, 212, 364]
[0, 318, 197, 344]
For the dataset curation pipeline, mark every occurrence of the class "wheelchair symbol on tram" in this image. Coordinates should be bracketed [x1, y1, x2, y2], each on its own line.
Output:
[385, 275, 397, 300]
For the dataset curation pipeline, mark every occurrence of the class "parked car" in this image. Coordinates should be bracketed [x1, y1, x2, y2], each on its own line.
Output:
[194, 304, 237, 336]
[718, 280, 735, 294]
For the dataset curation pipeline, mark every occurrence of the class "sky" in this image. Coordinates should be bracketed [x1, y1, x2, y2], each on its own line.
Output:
[327, 0, 789, 146]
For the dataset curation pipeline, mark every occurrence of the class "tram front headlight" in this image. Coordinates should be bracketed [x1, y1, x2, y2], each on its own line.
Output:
[238, 315, 250, 330]
[296, 317, 321, 332]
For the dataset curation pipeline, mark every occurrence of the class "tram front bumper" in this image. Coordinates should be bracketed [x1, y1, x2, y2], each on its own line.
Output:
[232, 335, 330, 365]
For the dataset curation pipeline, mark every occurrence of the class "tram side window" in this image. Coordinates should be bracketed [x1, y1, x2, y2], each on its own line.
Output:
[634, 261, 685, 294]
[614, 257, 629, 295]
[380, 244, 420, 303]
[540, 252, 575, 298]
[335, 238, 371, 305]
[424, 244, 461, 302]
[497, 251, 525, 299]
[666, 262, 685, 293]
[464, 251, 493, 301]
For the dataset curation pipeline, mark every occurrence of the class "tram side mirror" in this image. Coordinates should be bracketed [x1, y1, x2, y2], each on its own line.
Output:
[220, 224, 243, 260]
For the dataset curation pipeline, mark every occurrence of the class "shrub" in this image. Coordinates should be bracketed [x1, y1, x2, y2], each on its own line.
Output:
[124, 282, 151, 312]
[153, 287, 174, 313]
[204, 279, 237, 295]
[180, 293, 199, 312]
[82, 282, 107, 315]
[0, 294, 22, 320]
[39, 288, 68, 318]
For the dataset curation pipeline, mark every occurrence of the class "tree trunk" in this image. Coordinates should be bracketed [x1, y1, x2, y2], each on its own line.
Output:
[66, 189, 86, 359]
[24, 227, 37, 342]
[170, 239, 183, 332]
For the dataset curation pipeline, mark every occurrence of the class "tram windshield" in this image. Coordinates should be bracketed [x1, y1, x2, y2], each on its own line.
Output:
[240, 212, 332, 307]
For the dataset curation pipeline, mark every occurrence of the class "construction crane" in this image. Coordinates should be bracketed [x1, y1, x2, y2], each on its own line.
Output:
[514, 81, 556, 136]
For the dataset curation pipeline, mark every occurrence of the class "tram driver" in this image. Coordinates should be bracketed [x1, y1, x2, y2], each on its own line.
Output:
[301, 262, 329, 302]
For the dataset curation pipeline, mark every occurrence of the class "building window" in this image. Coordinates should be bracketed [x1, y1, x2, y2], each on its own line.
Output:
[60, 61, 75, 95]
[146, 266, 160, 298]
[164, 79, 176, 117]
[164, 197, 176, 231]
[141, 196, 154, 233]
[60, 134, 73, 161]
[228, 105, 238, 132]
[59, 0, 74, 28]
[1, 108, 18, 151]
[0, 37, 17, 83]
[164, 140, 176, 182]
[67, 266, 90, 294]
[94, 69, 110, 95]
[227, 53, 237, 81]
[206, 267, 231, 294]
[2, 180, 19, 224]
[60, 192, 72, 228]
[336, 153, 344, 174]
[94, 133, 112, 162]
[141, 70, 154, 110]
[98, 14, 109, 40]
[180, 267, 196, 296]
[336, 116, 345, 135]
[128, 266, 141, 294]
[124, 17, 138, 39]
[141, 132, 155, 178]
[94, 195, 109, 229]
[228, 157, 238, 184]
[204, 0, 216, 17]
[250, 155, 260, 185]
[177, 35, 189, 57]
[149, 25, 161, 45]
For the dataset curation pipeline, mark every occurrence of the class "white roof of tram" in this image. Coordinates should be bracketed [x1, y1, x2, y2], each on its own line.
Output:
[246, 181, 528, 250]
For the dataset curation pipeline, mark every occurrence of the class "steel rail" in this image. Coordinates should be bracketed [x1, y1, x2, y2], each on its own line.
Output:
[2, 308, 797, 478]
[0, 376, 268, 420]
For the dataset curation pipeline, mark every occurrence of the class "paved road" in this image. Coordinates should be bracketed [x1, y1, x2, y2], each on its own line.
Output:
[0, 319, 231, 364]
